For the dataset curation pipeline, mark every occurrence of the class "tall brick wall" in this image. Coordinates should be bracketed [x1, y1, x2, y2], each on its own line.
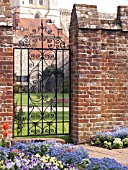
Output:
[0, 0, 13, 138]
[70, 4, 128, 144]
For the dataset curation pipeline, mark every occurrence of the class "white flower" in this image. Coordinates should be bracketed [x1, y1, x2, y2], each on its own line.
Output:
[113, 138, 122, 144]
[6, 162, 15, 169]
[15, 159, 21, 168]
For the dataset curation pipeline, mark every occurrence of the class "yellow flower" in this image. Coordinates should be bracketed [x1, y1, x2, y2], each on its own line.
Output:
[41, 155, 50, 163]
[49, 157, 57, 163]
[0, 160, 4, 164]
[0, 161, 5, 169]
[35, 154, 41, 158]
[55, 161, 63, 168]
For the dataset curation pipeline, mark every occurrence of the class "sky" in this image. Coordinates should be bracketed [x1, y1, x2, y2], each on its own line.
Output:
[59, 0, 128, 13]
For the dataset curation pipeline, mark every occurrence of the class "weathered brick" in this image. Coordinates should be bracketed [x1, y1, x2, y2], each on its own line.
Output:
[70, 4, 128, 144]
[0, 0, 13, 138]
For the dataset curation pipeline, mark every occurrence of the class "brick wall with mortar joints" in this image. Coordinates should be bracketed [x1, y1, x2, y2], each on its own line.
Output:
[0, 0, 13, 139]
[69, 5, 79, 143]
[70, 4, 128, 144]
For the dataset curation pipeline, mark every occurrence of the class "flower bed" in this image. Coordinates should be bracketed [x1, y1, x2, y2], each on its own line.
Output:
[91, 126, 128, 149]
[0, 140, 128, 169]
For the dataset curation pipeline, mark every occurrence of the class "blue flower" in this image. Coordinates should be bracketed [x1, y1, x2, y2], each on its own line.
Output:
[86, 157, 128, 170]
[0, 140, 128, 169]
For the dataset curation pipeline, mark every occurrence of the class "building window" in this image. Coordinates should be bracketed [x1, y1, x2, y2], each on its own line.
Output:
[67, 24, 70, 31]
[39, 0, 43, 5]
[35, 13, 40, 18]
[16, 76, 28, 82]
[29, 0, 33, 4]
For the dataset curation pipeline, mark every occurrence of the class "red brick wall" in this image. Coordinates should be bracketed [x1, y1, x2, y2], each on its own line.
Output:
[0, 1, 13, 139]
[70, 4, 128, 144]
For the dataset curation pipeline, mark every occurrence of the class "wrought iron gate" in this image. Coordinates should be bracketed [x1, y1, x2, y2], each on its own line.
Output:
[13, 22, 71, 137]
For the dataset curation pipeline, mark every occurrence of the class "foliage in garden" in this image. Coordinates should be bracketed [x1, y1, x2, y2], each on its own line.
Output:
[0, 140, 128, 169]
[91, 126, 128, 149]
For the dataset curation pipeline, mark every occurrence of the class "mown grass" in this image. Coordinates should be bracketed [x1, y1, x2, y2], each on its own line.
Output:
[14, 111, 70, 139]
[14, 93, 70, 142]
[14, 93, 69, 107]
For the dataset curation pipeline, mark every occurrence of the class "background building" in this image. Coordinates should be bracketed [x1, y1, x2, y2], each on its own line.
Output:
[10, 0, 71, 33]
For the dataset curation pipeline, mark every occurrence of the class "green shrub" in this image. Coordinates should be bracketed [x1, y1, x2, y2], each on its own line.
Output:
[122, 138, 128, 147]
[14, 83, 28, 93]
[59, 80, 69, 93]
[94, 138, 101, 146]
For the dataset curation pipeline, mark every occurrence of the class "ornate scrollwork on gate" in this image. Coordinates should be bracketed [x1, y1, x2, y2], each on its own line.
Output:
[13, 21, 70, 137]
[18, 22, 69, 49]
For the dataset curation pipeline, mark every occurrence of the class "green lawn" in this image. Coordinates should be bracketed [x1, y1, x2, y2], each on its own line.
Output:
[14, 111, 69, 137]
[14, 93, 69, 107]
[14, 93, 70, 140]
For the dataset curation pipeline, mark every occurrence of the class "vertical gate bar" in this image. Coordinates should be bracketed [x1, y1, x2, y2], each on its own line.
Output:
[69, 49, 71, 137]
[28, 48, 30, 136]
[20, 48, 23, 136]
[55, 49, 58, 134]
[35, 123, 36, 136]
[42, 50, 44, 135]
[41, 22, 44, 135]
[62, 50, 64, 134]
[42, 51, 44, 135]
[13, 48, 15, 137]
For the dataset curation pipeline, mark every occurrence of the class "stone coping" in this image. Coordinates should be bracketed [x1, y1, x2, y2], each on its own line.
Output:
[11, 138, 65, 144]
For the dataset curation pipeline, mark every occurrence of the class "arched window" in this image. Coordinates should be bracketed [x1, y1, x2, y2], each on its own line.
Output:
[35, 13, 40, 18]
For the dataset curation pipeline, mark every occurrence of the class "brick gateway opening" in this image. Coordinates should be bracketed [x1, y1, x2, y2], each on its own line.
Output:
[13, 22, 71, 137]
